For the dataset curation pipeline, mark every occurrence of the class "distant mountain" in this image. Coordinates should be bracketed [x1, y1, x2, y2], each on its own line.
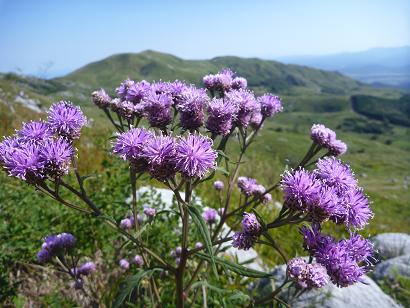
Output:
[276, 46, 410, 89]
[56, 50, 363, 96]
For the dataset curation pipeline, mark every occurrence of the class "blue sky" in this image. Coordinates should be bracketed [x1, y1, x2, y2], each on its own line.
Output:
[0, 0, 409, 77]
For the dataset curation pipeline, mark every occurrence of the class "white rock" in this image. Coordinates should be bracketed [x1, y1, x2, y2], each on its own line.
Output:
[371, 233, 410, 259]
[373, 254, 410, 280]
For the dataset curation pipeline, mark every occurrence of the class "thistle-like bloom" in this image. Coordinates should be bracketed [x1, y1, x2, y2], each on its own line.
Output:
[126, 80, 151, 103]
[300, 225, 333, 254]
[176, 87, 209, 129]
[281, 169, 321, 211]
[143, 207, 156, 218]
[203, 74, 216, 90]
[231, 77, 248, 90]
[206, 98, 238, 136]
[17, 121, 53, 143]
[307, 263, 329, 288]
[258, 94, 283, 118]
[2, 143, 44, 180]
[287, 258, 308, 286]
[232, 231, 257, 250]
[328, 139, 347, 156]
[310, 124, 336, 148]
[116, 79, 135, 99]
[195, 242, 203, 249]
[37, 233, 76, 263]
[175, 134, 217, 178]
[40, 137, 74, 178]
[47, 101, 87, 139]
[0, 136, 22, 165]
[340, 234, 373, 262]
[237, 176, 258, 196]
[340, 188, 373, 229]
[120, 218, 133, 229]
[249, 112, 263, 129]
[77, 262, 96, 276]
[225, 89, 259, 128]
[309, 186, 343, 222]
[144, 92, 173, 128]
[117, 100, 137, 120]
[213, 180, 224, 191]
[142, 135, 176, 180]
[262, 193, 272, 204]
[134, 255, 144, 267]
[113, 128, 152, 171]
[241, 213, 261, 235]
[315, 157, 357, 193]
[91, 89, 111, 109]
[119, 259, 130, 270]
[202, 208, 218, 225]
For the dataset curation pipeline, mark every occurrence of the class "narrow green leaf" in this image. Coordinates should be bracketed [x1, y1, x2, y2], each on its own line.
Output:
[215, 166, 229, 176]
[195, 252, 271, 278]
[187, 205, 218, 278]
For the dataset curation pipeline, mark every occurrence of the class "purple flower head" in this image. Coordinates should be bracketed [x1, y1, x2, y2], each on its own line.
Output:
[130, 214, 143, 226]
[17, 121, 53, 143]
[202, 208, 218, 225]
[117, 100, 136, 120]
[262, 193, 272, 204]
[91, 89, 111, 109]
[310, 124, 337, 148]
[315, 157, 357, 193]
[206, 98, 238, 136]
[307, 263, 329, 288]
[39, 232, 76, 261]
[78, 261, 96, 276]
[241, 213, 262, 235]
[174, 246, 183, 257]
[237, 176, 258, 196]
[120, 218, 133, 229]
[143, 207, 156, 218]
[47, 101, 87, 139]
[143, 135, 176, 180]
[340, 234, 373, 263]
[281, 169, 321, 211]
[151, 81, 171, 94]
[126, 80, 151, 103]
[231, 77, 248, 90]
[144, 92, 173, 128]
[203, 74, 216, 90]
[213, 69, 234, 92]
[328, 139, 347, 156]
[116, 79, 135, 99]
[258, 94, 283, 118]
[213, 180, 224, 191]
[40, 137, 74, 178]
[113, 128, 152, 171]
[119, 259, 130, 270]
[37, 249, 52, 263]
[134, 255, 144, 267]
[249, 112, 263, 129]
[176, 86, 209, 129]
[175, 134, 217, 178]
[225, 89, 259, 128]
[287, 258, 308, 280]
[232, 231, 257, 250]
[340, 188, 373, 229]
[168, 81, 189, 103]
[57, 233, 76, 249]
[309, 185, 344, 223]
[3, 143, 44, 181]
[195, 242, 203, 249]
[0, 136, 22, 165]
[300, 225, 334, 254]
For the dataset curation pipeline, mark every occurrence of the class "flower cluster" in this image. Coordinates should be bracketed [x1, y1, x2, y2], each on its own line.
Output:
[120, 214, 143, 229]
[237, 176, 272, 204]
[113, 130, 217, 179]
[0, 102, 85, 182]
[119, 255, 144, 270]
[232, 213, 262, 250]
[281, 157, 373, 229]
[300, 226, 374, 287]
[202, 208, 219, 225]
[287, 257, 329, 288]
[311, 124, 347, 156]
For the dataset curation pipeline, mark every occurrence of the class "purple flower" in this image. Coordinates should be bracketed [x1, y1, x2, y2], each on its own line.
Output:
[116, 79, 135, 99]
[249, 112, 263, 129]
[206, 98, 238, 136]
[202, 208, 218, 225]
[120, 218, 133, 229]
[195, 242, 203, 249]
[2, 143, 44, 180]
[151, 81, 171, 94]
[17, 121, 53, 143]
[328, 139, 347, 156]
[213, 180, 224, 191]
[172, 246, 182, 257]
[262, 193, 272, 204]
[287, 257, 308, 281]
[241, 213, 261, 235]
[176, 87, 209, 129]
[113, 128, 152, 171]
[91, 89, 111, 109]
[143, 207, 156, 218]
[203, 74, 216, 90]
[340, 188, 373, 229]
[77, 261, 96, 276]
[126, 80, 151, 103]
[117, 100, 137, 120]
[225, 89, 259, 128]
[306, 263, 329, 288]
[47, 101, 87, 139]
[232, 231, 257, 250]
[38, 233, 76, 263]
[37, 249, 52, 263]
[119, 259, 130, 270]
[134, 255, 144, 267]
[175, 134, 217, 178]
[144, 92, 173, 128]
[310, 124, 336, 148]
[40, 137, 74, 178]
[300, 225, 333, 254]
[315, 157, 357, 193]
[142, 135, 176, 180]
[281, 169, 322, 211]
[0, 136, 22, 165]
[258, 94, 283, 118]
[237, 176, 258, 196]
[231, 77, 248, 90]
[309, 186, 344, 222]
[340, 234, 373, 262]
